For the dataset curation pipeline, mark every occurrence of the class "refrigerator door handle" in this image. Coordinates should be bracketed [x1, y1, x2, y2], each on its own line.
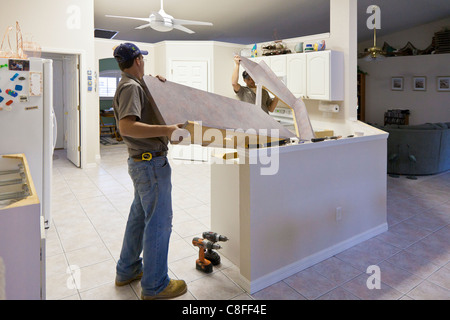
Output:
[52, 110, 57, 152]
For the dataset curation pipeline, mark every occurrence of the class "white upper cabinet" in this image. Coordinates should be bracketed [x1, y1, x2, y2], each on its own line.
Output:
[250, 51, 344, 101]
[286, 53, 307, 99]
[307, 51, 330, 100]
[269, 55, 287, 77]
[251, 56, 269, 68]
[306, 51, 344, 101]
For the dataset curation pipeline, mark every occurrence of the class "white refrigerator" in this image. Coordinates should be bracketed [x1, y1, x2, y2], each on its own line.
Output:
[0, 57, 55, 228]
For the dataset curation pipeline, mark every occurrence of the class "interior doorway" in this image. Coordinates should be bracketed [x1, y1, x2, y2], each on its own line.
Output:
[41, 52, 81, 167]
[169, 59, 210, 161]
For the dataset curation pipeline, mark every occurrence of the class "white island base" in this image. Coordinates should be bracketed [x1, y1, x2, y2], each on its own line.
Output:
[211, 125, 388, 294]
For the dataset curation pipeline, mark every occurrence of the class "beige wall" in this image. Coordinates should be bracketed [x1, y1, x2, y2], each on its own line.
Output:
[359, 53, 450, 125]
[358, 17, 450, 125]
[153, 42, 166, 77]
[95, 39, 156, 76]
[213, 42, 245, 99]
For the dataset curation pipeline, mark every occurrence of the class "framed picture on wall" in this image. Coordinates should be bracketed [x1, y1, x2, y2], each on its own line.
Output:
[437, 76, 450, 92]
[413, 76, 427, 91]
[391, 77, 404, 91]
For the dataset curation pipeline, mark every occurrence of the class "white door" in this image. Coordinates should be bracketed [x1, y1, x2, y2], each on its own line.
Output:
[171, 60, 208, 91]
[65, 55, 81, 167]
[306, 51, 330, 100]
[287, 53, 307, 99]
[170, 60, 209, 161]
[52, 59, 65, 149]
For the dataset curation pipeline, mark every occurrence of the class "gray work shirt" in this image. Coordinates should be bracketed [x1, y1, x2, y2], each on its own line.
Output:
[112, 72, 168, 157]
[235, 86, 273, 114]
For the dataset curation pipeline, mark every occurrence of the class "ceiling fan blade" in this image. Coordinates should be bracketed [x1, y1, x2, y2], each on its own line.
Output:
[358, 51, 370, 59]
[135, 24, 152, 30]
[151, 11, 164, 19]
[173, 24, 195, 34]
[105, 15, 150, 22]
[172, 18, 213, 26]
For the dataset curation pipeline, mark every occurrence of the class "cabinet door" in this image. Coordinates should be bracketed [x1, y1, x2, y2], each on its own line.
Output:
[270, 55, 286, 77]
[306, 51, 330, 100]
[250, 56, 270, 68]
[286, 53, 307, 98]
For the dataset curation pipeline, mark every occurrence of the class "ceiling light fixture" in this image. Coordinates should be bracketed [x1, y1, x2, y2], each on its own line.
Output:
[359, 5, 387, 62]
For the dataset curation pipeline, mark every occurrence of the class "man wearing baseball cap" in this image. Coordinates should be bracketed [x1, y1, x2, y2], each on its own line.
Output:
[112, 42, 187, 300]
[231, 55, 279, 114]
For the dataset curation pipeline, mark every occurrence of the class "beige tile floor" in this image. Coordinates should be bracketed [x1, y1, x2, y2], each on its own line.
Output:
[46, 144, 450, 300]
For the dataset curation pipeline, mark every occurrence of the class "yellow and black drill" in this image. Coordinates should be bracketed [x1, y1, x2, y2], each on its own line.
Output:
[192, 237, 222, 273]
[202, 231, 228, 266]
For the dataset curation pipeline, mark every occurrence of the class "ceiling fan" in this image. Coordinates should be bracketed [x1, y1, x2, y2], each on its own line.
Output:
[105, 0, 213, 34]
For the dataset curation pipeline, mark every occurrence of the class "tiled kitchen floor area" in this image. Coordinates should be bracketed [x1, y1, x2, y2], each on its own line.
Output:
[46, 144, 450, 300]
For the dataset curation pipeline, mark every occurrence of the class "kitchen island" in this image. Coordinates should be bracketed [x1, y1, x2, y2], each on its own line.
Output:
[211, 120, 388, 293]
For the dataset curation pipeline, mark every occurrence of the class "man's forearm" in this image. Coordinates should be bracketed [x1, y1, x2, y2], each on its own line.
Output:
[119, 118, 172, 139]
[232, 64, 240, 85]
[268, 97, 279, 113]
[232, 64, 241, 92]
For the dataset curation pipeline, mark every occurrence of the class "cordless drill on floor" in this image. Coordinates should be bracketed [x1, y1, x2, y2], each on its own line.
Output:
[202, 231, 229, 266]
[192, 237, 222, 273]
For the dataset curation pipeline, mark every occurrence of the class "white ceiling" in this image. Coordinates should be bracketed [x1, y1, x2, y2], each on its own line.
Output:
[94, 0, 450, 45]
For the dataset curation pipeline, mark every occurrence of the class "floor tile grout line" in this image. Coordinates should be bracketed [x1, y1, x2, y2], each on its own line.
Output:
[376, 224, 447, 252]
[281, 278, 317, 300]
[423, 265, 450, 292]
[219, 268, 253, 300]
[46, 219, 82, 300]
[314, 281, 362, 300]
[335, 244, 450, 298]
[332, 244, 441, 284]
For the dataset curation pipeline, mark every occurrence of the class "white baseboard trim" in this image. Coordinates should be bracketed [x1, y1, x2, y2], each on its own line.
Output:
[238, 223, 388, 294]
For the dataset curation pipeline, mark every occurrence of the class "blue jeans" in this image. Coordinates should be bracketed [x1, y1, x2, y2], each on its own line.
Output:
[116, 155, 173, 296]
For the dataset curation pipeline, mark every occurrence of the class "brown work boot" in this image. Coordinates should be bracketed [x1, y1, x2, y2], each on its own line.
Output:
[141, 279, 187, 300]
[115, 272, 143, 287]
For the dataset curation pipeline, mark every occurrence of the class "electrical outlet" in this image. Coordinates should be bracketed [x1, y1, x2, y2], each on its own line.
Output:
[336, 207, 342, 221]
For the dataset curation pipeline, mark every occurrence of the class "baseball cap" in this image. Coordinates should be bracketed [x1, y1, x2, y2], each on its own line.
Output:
[114, 42, 148, 63]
